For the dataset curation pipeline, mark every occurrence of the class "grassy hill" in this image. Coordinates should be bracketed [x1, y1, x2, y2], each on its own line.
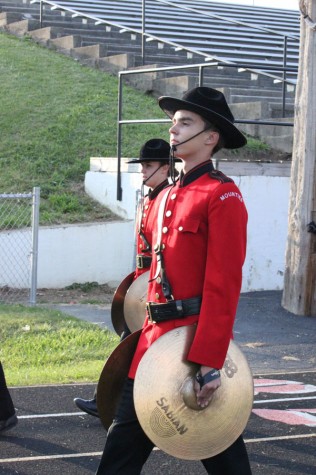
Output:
[0, 31, 270, 226]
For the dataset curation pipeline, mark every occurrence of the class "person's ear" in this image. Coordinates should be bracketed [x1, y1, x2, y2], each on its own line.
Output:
[205, 131, 219, 147]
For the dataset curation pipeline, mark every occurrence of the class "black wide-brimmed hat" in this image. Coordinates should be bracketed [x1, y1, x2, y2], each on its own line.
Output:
[127, 138, 180, 164]
[158, 87, 247, 149]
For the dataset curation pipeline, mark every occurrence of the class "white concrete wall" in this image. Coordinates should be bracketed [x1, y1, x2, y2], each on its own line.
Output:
[0, 158, 291, 291]
[0, 220, 135, 289]
[85, 158, 291, 292]
[37, 220, 135, 288]
[239, 175, 290, 292]
[85, 157, 142, 220]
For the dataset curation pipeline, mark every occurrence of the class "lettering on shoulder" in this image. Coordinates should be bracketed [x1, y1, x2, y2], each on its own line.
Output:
[219, 191, 243, 202]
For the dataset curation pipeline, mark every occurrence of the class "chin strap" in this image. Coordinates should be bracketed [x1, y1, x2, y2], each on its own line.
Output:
[170, 127, 212, 184]
[170, 145, 177, 185]
[142, 163, 165, 186]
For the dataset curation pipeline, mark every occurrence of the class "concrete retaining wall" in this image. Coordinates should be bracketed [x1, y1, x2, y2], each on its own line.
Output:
[0, 158, 291, 292]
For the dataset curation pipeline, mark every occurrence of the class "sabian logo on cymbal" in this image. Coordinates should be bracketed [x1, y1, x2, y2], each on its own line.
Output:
[149, 397, 189, 438]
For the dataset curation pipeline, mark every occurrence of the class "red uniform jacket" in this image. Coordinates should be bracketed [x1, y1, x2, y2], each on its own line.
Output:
[129, 160, 247, 378]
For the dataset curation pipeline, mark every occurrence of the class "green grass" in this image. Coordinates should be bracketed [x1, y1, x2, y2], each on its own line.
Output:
[0, 31, 269, 227]
[0, 304, 120, 386]
[0, 32, 169, 225]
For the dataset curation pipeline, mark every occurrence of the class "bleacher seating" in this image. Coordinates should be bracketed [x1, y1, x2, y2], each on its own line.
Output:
[0, 0, 300, 71]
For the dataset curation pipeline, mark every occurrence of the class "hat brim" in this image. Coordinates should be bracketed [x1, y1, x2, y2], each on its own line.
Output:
[127, 157, 182, 164]
[158, 96, 247, 149]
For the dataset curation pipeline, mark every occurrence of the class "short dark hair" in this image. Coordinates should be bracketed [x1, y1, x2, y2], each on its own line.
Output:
[202, 117, 225, 155]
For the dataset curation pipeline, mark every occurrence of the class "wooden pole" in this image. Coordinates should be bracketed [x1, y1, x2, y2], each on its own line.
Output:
[282, 0, 316, 316]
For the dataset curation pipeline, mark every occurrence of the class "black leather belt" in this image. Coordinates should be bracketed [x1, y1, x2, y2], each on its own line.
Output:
[146, 296, 202, 323]
[136, 254, 152, 269]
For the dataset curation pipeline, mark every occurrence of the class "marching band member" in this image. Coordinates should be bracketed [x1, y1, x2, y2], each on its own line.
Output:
[95, 87, 252, 475]
[74, 138, 179, 418]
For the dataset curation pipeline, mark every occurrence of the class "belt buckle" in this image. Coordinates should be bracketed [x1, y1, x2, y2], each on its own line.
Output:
[146, 302, 156, 323]
[136, 255, 143, 269]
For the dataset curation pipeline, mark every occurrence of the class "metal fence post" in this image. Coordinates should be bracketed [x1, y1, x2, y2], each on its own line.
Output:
[30, 187, 40, 305]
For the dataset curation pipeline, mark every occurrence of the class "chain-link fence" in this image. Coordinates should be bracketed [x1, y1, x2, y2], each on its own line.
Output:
[0, 188, 40, 305]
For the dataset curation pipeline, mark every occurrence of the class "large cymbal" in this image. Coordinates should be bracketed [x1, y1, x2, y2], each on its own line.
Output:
[134, 325, 253, 460]
[97, 330, 141, 430]
[123, 271, 149, 333]
[111, 272, 135, 336]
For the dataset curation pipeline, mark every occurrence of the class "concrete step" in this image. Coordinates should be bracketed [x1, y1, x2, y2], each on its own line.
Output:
[217, 86, 295, 102]
[153, 75, 197, 98]
[28, 26, 65, 44]
[227, 93, 294, 104]
[98, 53, 135, 75]
[269, 102, 295, 118]
[40, 21, 114, 37]
[4, 18, 40, 35]
[169, 73, 255, 89]
[71, 43, 107, 61]
[123, 63, 170, 92]
[49, 34, 82, 51]
[230, 101, 293, 152]
[0, 11, 22, 26]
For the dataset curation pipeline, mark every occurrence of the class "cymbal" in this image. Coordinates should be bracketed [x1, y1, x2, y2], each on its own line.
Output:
[111, 272, 135, 336]
[134, 325, 253, 460]
[123, 271, 149, 333]
[97, 330, 142, 430]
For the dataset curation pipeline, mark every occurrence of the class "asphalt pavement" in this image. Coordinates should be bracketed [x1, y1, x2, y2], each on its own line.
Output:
[0, 290, 315, 474]
[48, 290, 316, 375]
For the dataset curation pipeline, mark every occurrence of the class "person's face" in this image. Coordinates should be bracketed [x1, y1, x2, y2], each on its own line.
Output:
[169, 109, 218, 161]
[140, 161, 168, 189]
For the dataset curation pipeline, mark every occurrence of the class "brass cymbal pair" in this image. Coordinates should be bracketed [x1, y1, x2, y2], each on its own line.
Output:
[111, 271, 149, 335]
[97, 325, 253, 460]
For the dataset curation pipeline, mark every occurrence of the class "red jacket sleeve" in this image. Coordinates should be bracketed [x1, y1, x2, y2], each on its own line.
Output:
[187, 182, 247, 369]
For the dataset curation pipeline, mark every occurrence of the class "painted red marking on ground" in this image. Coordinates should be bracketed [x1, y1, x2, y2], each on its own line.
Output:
[253, 409, 316, 427]
[254, 379, 316, 395]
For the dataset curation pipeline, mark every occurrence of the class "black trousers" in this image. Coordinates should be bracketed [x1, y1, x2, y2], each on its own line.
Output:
[96, 378, 252, 475]
[0, 362, 15, 420]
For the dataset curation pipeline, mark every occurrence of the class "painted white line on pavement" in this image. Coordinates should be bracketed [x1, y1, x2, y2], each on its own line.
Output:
[0, 452, 102, 463]
[254, 395, 316, 404]
[18, 412, 85, 419]
[1, 434, 315, 464]
[245, 433, 316, 443]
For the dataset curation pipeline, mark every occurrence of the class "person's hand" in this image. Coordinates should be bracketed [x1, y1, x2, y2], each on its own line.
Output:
[194, 366, 221, 408]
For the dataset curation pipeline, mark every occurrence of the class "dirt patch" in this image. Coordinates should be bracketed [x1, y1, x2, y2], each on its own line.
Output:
[0, 284, 116, 305]
[36, 283, 116, 304]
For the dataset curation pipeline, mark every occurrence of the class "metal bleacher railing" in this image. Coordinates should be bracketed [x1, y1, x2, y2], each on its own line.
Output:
[28, 0, 299, 200]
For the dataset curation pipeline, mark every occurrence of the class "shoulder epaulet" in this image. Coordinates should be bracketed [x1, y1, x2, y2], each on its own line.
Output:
[209, 169, 233, 183]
